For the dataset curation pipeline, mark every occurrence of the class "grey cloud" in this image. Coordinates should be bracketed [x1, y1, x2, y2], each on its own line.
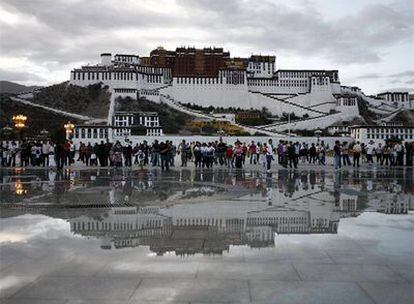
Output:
[0, 0, 183, 35]
[382, 87, 414, 93]
[0, 68, 46, 82]
[356, 73, 383, 79]
[389, 71, 414, 78]
[0, 0, 413, 84]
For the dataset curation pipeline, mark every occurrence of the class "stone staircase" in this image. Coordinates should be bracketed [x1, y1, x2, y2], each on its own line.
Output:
[249, 91, 329, 116]
[159, 93, 289, 137]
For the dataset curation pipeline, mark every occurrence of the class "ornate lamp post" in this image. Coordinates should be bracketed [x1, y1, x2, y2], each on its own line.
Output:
[12, 114, 27, 140]
[64, 121, 75, 140]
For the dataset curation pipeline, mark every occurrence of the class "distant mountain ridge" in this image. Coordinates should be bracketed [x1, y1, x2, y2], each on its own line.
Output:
[0, 80, 43, 94]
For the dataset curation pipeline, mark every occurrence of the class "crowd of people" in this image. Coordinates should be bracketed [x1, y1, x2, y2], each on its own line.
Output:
[1, 138, 413, 171]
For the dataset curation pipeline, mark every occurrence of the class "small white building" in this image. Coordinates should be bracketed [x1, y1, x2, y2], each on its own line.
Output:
[113, 111, 163, 137]
[211, 113, 236, 123]
[327, 123, 350, 136]
[350, 125, 414, 143]
[377, 91, 412, 109]
[72, 125, 109, 143]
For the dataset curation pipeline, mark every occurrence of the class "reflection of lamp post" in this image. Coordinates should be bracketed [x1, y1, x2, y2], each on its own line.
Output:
[12, 114, 27, 140]
[64, 121, 75, 140]
[15, 181, 27, 195]
[315, 129, 322, 145]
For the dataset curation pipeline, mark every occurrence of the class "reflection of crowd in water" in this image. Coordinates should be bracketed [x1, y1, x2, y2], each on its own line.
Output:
[2, 138, 413, 170]
[2, 168, 412, 208]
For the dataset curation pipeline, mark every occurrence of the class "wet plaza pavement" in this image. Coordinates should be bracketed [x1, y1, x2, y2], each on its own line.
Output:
[0, 166, 413, 303]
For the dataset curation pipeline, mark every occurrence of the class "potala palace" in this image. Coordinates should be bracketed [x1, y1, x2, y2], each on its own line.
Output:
[69, 46, 413, 140]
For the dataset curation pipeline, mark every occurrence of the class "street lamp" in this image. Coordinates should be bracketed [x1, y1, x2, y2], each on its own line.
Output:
[12, 114, 27, 140]
[314, 129, 322, 145]
[64, 121, 75, 140]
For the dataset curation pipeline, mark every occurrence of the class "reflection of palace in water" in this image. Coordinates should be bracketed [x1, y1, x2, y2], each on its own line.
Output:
[70, 200, 340, 254]
[1, 168, 412, 255]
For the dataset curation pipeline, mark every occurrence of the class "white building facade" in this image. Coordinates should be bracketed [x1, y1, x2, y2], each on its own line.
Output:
[350, 125, 414, 143]
[377, 92, 413, 109]
[69, 52, 353, 120]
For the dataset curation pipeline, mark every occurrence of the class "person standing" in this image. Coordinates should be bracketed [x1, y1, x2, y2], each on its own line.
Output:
[234, 142, 243, 169]
[216, 138, 227, 166]
[366, 141, 375, 164]
[194, 142, 202, 168]
[169, 141, 176, 167]
[265, 142, 274, 172]
[78, 142, 86, 163]
[287, 142, 296, 169]
[334, 140, 342, 170]
[9, 141, 18, 167]
[341, 142, 351, 166]
[395, 142, 404, 166]
[353, 141, 362, 168]
[405, 142, 413, 166]
[55, 143, 66, 170]
[112, 141, 123, 167]
[63, 140, 71, 166]
[41, 141, 51, 167]
[124, 142, 132, 167]
[241, 143, 247, 165]
[309, 143, 317, 164]
[294, 142, 300, 168]
[249, 141, 257, 165]
[151, 140, 160, 167]
[96, 141, 105, 166]
[105, 141, 112, 166]
[206, 142, 215, 168]
[159, 141, 170, 171]
[1, 142, 9, 167]
[225, 144, 234, 168]
[178, 140, 189, 167]
[85, 142, 93, 166]
[376, 143, 383, 164]
[381, 144, 390, 166]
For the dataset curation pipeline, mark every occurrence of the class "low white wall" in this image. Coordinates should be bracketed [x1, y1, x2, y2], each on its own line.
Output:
[125, 134, 353, 148]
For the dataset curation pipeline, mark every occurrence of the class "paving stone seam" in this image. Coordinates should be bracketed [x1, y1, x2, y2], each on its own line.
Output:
[128, 278, 143, 301]
[354, 281, 379, 304]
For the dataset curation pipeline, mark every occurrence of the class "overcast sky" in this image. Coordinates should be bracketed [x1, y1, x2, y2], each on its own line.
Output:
[0, 0, 413, 94]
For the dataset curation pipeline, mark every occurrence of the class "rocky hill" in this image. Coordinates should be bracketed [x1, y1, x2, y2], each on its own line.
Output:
[32, 82, 111, 119]
[0, 80, 42, 94]
[0, 94, 80, 139]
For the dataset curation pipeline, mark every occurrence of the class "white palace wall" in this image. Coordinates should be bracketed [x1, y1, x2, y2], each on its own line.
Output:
[171, 78, 252, 109]
[70, 68, 357, 119]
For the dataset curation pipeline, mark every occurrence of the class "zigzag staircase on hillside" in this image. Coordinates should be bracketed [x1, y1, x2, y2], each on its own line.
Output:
[158, 93, 289, 137]
[249, 91, 329, 115]
[257, 112, 330, 131]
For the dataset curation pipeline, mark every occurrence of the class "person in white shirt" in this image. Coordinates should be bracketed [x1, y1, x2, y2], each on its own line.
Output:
[366, 141, 375, 164]
[42, 141, 51, 167]
[265, 143, 274, 172]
